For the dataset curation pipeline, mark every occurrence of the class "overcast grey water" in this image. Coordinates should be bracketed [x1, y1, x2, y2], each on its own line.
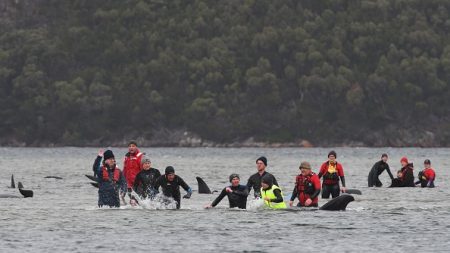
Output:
[1, 147, 449, 252]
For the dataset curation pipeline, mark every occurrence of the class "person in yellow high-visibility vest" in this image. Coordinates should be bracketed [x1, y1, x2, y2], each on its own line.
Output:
[260, 175, 286, 209]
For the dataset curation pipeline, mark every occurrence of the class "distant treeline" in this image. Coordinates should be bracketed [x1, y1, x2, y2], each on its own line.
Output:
[1, 0, 450, 146]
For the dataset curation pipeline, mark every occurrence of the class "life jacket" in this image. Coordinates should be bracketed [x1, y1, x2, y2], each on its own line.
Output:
[422, 168, 435, 180]
[261, 185, 287, 209]
[323, 162, 340, 185]
[102, 166, 120, 182]
[123, 151, 143, 187]
[296, 174, 315, 195]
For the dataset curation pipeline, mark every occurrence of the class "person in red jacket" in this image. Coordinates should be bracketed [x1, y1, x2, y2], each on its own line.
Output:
[318, 150, 346, 199]
[415, 159, 436, 188]
[289, 161, 321, 207]
[123, 140, 144, 193]
[398, 156, 415, 187]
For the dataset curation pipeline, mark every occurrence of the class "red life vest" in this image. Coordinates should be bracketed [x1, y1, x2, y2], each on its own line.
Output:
[422, 168, 435, 180]
[296, 172, 320, 206]
[123, 151, 143, 188]
[102, 166, 120, 182]
[296, 174, 315, 194]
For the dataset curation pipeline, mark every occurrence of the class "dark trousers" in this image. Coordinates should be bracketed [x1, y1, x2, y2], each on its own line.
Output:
[322, 184, 340, 199]
[368, 169, 382, 187]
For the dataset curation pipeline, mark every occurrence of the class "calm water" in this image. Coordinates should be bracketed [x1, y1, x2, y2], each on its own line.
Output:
[1, 147, 449, 252]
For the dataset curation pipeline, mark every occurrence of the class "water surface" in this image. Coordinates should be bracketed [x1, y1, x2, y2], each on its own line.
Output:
[1, 147, 449, 252]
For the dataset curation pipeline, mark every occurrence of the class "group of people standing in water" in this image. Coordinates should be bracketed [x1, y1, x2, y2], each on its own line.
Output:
[368, 153, 436, 188]
[93, 141, 437, 209]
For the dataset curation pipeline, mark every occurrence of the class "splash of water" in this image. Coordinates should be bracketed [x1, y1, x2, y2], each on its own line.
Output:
[130, 191, 178, 209]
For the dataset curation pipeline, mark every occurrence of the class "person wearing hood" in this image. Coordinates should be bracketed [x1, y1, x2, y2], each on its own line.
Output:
[247, 156, 279, 198]
[205, 174, 249, 209]
[154, 166, 192, 209]
[368, 153, 394, 187]
[123, 140, 144, 193]
[93, 149, 127, 207]
[415, 159, 436, 188]
[392, 157, 415, 187]
[133, 157, 161, 199]
[260, 175, 286, 209]
[318, 151, 346, 198]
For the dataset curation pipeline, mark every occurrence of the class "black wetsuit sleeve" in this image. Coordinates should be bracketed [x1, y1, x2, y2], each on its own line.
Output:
[386, 164, 394, 180]
[340, 176, 346, 187]
[211, 188, 227, 207]
[290, 186, 298, 201]
[270, 189, 284, 203]
[317, 172, 323, 179]
[310, 189, 320, 200]
[178, 176, 190, 192]
[93, 156, 102, 177]
[232, 186, 249, 197]
[133, 173, 141, 191]
[246, 177, 253, 194]
[154, 176, 162, 191]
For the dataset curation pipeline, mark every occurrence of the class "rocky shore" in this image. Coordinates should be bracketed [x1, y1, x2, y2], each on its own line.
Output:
[1, 127, 447, 147]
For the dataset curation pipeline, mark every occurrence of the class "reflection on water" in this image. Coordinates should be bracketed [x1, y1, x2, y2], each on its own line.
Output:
[1, 147, 450, 252]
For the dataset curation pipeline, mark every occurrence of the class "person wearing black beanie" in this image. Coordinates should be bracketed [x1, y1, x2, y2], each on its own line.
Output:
[318, 150, 346, 199]
[92, 149, 127, 208]
[205, 173, 249, 209]
[154, 166, 192, 209]
[246, 156, 278, 198]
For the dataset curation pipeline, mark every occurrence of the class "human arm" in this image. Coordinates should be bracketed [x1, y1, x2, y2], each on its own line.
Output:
[246, 177, 253, 196]
[178, 176, 192, 198]
[231, 186, 249, 197]
[93, 150, 103, 177]
[317, 163, 326, 179]
[385, 164, 394, 180]
[118, 171, 128, 194]
[289, 186, 298, 207]
[209, 188, 227, 208]
[265, 189, 284, 203]
[133, 173, 141, 192]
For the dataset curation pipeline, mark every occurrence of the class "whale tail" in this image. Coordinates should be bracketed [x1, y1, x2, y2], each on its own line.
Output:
[196, 177, 212, 194]
[319, 194, 354, 211]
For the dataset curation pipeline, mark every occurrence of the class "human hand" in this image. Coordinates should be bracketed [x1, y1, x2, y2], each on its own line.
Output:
[305, 198, 312, 206]
[289, 201, 293, 207]
[204, 204, 213, 209]
[225, 187, 233, 193]
[98, 149, 104, 157]
[341, 187, 346, 193]
[183, 192, 192, 199]
[263, 196, 270, 201]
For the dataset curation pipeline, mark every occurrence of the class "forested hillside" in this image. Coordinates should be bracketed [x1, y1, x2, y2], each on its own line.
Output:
[1, 0, 450, 146]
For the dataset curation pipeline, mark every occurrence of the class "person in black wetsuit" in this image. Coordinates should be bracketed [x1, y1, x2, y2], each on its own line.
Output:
[205, 174, 249, 209]
[368, 153, 394, 187]
[154, 166, 192, 209]
[133, 157, 161, 199]
[246, 156, 278, 198]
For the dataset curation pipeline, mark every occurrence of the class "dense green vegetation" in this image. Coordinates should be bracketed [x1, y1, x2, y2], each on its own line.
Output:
[1, 0, 450, 146]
